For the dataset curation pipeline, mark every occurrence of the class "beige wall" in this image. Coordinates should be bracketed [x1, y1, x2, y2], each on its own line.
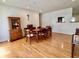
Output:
[0, 5, 39, 42]
[42, 8, 79, 35]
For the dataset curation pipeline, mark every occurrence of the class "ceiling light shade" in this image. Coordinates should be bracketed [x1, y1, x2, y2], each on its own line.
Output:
[2, 0, 6, 2]
[72, 0, 76, 2]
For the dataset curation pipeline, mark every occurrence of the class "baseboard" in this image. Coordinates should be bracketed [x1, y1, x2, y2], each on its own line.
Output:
[0, 40, 8, 43]
[52, 32, 72, 36]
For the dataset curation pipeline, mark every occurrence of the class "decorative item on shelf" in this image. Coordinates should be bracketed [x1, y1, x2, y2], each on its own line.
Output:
[14, 22, 20, 29]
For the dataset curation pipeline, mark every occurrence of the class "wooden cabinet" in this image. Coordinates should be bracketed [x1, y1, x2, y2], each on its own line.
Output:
[8, 17, 23, 42]
[10, 29, 22, 41]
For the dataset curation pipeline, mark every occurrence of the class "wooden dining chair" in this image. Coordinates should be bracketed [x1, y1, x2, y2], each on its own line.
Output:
[46, 26, 52, 37]
[72, 28, 79, 58]
[35, 28, 46, 40]
[25, 29, 37, 44]
[42, 28, 48, 39]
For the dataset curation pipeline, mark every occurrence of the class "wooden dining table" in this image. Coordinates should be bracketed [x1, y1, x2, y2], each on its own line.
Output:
[33, 28, 46, 41]
[24, 27, 48, 44]
[33, 28, 42, 42]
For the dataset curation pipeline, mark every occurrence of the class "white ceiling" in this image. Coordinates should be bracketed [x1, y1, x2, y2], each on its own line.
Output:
[0, 0, 79, 14]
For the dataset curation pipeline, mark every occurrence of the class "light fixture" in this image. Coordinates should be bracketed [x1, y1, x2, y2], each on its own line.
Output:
[27, 14, 29, 21]
[71, 17, 75, 22]
[72, 0, 76, 2]
[39, 10, 42, 13]
[2, 0, 6, 2]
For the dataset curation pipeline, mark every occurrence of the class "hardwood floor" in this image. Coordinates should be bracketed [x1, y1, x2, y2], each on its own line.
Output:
[0, 33, 78, 58]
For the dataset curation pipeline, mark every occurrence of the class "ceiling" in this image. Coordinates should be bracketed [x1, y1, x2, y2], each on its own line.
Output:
[0, 0, 79, 14]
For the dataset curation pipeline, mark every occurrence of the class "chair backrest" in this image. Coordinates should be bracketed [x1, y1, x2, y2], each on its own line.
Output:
[37, 26, 41, 29]
[73, 28, 79, 45]
[75, 28, 79, 35]
[27, 24, 33, 29]
[32, 27, 36, 29]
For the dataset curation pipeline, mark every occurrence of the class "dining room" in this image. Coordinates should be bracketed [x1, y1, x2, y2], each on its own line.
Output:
[0, 0, 79, 58]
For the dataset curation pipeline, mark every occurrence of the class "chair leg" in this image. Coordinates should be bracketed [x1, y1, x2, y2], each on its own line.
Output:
[72, 44, 75, 58]
[26, 37, 27, 42]
[27, 37, 31, 45]
[72, 34, 75, 58]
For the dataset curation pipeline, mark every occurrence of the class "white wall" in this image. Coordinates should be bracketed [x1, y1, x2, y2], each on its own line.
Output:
[0, 5, 39, 42]
[42, 8, 79, 35]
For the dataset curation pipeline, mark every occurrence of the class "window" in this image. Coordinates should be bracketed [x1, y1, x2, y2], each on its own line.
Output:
[57, 17, 65, 23]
